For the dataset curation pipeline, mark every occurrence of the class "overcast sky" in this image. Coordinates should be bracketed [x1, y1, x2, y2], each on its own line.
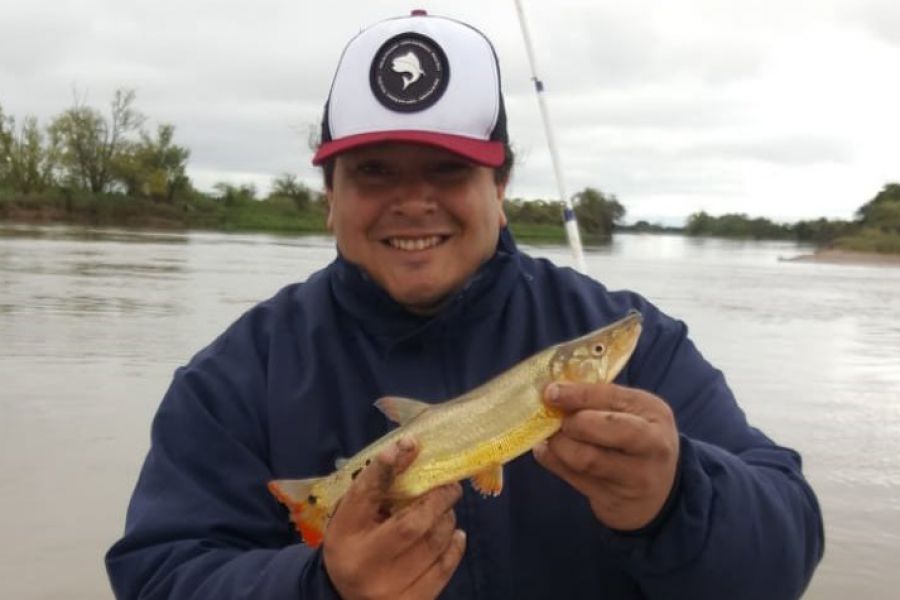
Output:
[1, 0, 898, 224]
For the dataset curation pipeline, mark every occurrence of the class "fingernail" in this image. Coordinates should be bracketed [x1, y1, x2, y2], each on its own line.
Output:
[546, 383, 561, 404]
[454, 529, 466, 544]
[397, 436, 415, 452]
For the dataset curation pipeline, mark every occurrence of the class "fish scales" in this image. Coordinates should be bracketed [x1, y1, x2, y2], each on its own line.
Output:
[392, 356, 557, 493]
[268, 311, 643, 547]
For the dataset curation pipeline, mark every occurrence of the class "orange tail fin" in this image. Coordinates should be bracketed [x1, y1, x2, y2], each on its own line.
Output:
[268, 478, 330, 548]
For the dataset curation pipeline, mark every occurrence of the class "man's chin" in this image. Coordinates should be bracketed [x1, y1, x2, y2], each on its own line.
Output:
[392, 287, 453, 316]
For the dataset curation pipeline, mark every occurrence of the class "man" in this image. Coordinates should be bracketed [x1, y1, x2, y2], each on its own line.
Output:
[107, 11, 823, 599]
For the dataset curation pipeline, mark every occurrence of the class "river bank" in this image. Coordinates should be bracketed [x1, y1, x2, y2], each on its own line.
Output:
[3, 193, 898, 258]
[785, 248, 900, 267]
[0, 195, 581, 245]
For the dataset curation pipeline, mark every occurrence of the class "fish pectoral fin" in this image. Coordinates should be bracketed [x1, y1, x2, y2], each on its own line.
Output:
[470, 464, 504, 497]
[268, 477, 330, 548]
[374, 396, 431, 425]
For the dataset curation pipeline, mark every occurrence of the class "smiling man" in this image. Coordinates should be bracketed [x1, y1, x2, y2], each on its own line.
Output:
[106, 11, 823, 600]
[324, 143, 507, 315]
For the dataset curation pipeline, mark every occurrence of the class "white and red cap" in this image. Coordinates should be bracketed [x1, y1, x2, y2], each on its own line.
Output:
[312, 10, 508, 167]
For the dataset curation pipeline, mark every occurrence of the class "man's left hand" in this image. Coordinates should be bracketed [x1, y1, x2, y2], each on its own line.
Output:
[533, 382, 680, 532]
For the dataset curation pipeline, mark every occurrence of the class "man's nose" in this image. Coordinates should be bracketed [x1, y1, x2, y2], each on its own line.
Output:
[389, 175, 437, 216]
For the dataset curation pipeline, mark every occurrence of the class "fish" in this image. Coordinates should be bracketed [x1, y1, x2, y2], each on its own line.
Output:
[268, 310, 643, 547]
[391, 51, 425, 89]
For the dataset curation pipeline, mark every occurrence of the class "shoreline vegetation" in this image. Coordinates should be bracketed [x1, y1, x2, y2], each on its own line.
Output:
[3, 194, 898, 267]
[784, 249, 900, 266]
[2, 90, 898, 260]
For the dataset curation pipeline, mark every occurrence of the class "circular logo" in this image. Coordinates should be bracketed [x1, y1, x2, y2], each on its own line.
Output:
[370, 33, 450, 113]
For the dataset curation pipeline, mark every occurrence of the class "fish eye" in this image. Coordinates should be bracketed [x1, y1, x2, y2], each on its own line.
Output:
[592, 343, 605, 356]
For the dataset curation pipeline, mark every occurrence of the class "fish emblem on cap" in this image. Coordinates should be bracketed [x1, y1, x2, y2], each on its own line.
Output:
[370, 33, 449, 113]
[391, 51, 425, 90]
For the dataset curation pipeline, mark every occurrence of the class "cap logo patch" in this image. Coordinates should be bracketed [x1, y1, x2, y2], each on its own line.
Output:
[370, 33, 449, 113]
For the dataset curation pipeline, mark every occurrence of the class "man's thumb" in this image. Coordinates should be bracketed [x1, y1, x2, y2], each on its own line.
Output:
[356, 436, 418, 500]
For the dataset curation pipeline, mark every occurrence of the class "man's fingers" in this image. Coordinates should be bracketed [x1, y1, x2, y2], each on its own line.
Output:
[545, 382, 656, 416]
[379, 483, 462, 556]
[341, 436, 419, 523]
[541, 433, 645, 484]
[560, 410, 656, 455]
[402, 529, 467, 600]
[365, 436, 418, 492]
[395, 508, 457, 566]
[390, 436, 420, 474]
[532, 439, 598, 497]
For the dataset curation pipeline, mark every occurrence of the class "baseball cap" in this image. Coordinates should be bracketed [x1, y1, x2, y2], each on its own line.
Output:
[312, 10, 508, 167]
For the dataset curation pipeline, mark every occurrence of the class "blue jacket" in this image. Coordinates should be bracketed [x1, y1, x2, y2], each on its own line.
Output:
[106, 230, 823, 599]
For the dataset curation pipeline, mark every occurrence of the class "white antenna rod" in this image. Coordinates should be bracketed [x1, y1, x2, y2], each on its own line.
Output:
[513, 0, 587, 273]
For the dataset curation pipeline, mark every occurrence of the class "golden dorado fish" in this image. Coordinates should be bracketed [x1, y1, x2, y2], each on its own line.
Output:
[269, 310, 643, 547]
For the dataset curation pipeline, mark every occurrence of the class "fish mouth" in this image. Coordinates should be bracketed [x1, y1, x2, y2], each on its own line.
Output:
[382, 235, 449, 252]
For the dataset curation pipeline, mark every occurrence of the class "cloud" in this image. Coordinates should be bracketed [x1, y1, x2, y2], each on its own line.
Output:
[0, 0, 897, 219]
[843, 0, 900, 47]
[682, 136, 853, 166]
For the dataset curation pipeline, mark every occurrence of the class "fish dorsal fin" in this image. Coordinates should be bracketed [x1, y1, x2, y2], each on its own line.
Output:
[374, 396, 431, 425]
[470, 464, 504, 497]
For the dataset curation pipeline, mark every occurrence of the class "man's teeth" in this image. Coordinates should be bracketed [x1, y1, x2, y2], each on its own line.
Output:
[388, 236, 443, 251]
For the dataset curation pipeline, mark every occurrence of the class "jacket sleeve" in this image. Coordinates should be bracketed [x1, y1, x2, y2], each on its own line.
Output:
[610, 308, 824, 599]
[105, 319, 341, 599]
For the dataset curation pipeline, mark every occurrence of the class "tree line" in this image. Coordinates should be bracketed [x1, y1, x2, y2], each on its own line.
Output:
[506, 188, 625, 241]
[0, 90, 189, 200]
[0, 89, 326, 206]
[2, 89, 897, 251]
[683, 183, 900, 251]
[0, 89, 627, 240]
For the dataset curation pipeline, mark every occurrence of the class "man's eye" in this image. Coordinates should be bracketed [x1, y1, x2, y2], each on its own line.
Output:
[431, 162, 471, 177]
[356, 162, 389, 177]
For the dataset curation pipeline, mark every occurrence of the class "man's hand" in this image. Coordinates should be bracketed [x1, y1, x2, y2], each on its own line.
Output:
[323, 437, 466, 600]
[533, 382, 680, 531]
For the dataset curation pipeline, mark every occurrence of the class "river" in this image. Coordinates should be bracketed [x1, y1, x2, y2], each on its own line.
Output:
[1, 224, 898, 598]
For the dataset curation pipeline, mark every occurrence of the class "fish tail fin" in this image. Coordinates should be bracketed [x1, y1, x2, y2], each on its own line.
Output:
[268, 477, 330, 548]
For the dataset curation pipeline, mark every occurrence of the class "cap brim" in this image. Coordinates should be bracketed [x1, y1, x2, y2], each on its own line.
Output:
[312, 131, 505, 167]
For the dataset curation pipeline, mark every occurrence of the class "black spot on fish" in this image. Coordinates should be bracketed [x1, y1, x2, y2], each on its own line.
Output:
[351, 467, 363, 480]
[365, 458, 371, 466]
[307, 494, 317, 505]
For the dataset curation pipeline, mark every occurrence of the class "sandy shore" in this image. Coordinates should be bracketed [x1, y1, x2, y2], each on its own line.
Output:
[784, 249, 900, 267]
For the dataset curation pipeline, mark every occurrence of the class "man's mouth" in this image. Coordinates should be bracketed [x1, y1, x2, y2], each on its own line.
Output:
[384, 235, 447, 251]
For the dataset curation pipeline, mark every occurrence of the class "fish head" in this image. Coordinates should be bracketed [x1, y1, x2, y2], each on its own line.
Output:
[549, 310, 643, 384]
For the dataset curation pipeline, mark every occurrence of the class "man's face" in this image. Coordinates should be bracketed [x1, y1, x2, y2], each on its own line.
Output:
[327, 143, 507, 315]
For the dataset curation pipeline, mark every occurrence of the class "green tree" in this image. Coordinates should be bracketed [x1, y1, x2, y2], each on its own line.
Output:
[856, 183, 900, 230]
[213, 182, 257, 205]
[792, 217, 853, 244]
[0, 109, 56, 194]
[269, 173, 315, 211]
[572, 187, 625, 238]
[48, 89, 145, 193]
[114, 123, 190, 202]
[0, 103, 13, 187]
[685, 211, 713, 235]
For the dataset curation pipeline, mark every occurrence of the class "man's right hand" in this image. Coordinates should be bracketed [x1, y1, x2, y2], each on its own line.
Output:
[322, 437, 466, 600]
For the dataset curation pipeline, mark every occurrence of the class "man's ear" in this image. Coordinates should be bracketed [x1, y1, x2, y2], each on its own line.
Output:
[325, 187, 334, 231]
[496, 181, 508, 228]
